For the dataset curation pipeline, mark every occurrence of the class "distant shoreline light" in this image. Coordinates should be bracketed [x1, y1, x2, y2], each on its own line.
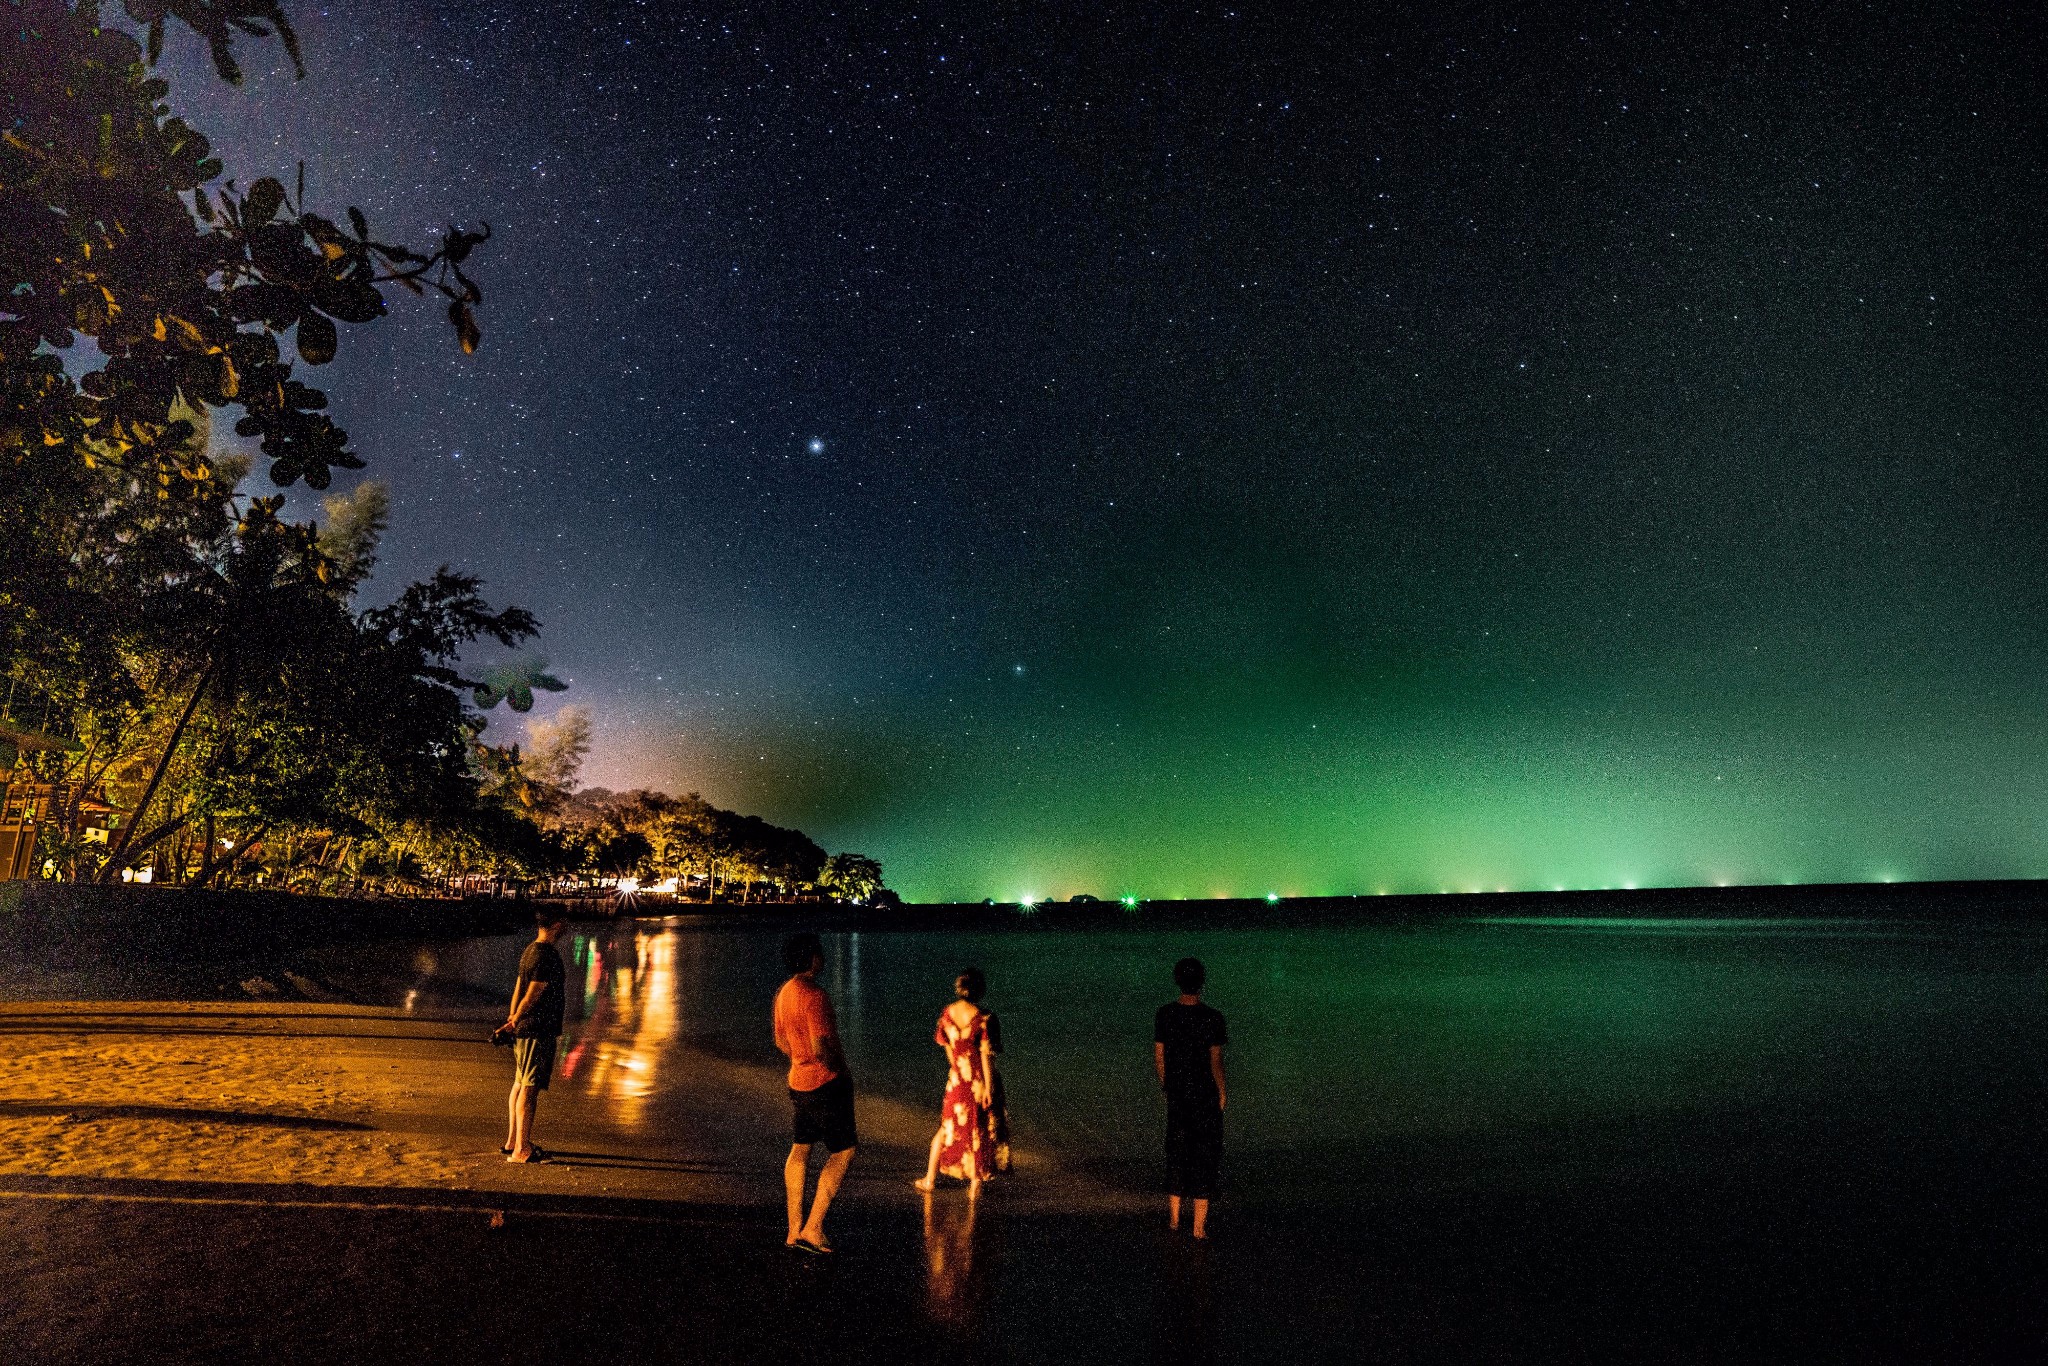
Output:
[962, 874, 1942, 904]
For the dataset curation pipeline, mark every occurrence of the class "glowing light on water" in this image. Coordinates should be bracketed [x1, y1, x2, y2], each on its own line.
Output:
[1121, 895, 1139, 909]
[1265, 892, 1280, 904]
[617, 877, 641, 895]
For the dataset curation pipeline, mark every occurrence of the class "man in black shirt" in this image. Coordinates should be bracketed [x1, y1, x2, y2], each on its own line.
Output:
[1154, 956, 1227, 1239]
[503, 909, 568, 1163]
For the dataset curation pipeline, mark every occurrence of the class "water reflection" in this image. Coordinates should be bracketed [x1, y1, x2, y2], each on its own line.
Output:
[559, 927, 678, 1131]
[1149, 1244, 1220, 1366]
[922, 1191, 987, 1329]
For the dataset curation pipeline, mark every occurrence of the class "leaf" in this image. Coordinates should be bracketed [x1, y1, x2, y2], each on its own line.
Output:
[474, 661, 569, 712]
[275, 9, 307, 78]
[244, 177, 286, 228]
[147, 18, 163, 64]
[449, 301, 481, 355]
[207, 34, 244, 85]
[348, 207, 368, 241]
[296, 312, 337, 365]
[319, 286, 385, 324]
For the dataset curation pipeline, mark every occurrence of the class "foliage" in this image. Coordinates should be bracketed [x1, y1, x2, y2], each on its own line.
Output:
[4, 0, 487, 495]
[552, 785, 867, 903]
[819, 852, 885, 903]
[0, 0, 559, 895]
[472, 657, 568, 714]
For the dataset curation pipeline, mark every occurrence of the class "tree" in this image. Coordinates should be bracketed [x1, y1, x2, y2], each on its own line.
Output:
[4, 0, 487, 489]
[820, 852, 885, 904]
[522, 706, 591, 796]
[0, 2, 574, 898]
[592, 830, 652, 880]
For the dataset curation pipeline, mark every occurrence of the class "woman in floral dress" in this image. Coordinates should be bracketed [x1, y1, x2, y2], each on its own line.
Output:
[913, 968, 999, 1197]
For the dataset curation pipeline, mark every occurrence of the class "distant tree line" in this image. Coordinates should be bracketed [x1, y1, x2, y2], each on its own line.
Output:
[526, 775, 888, 905]
[457, 707, 888, 904]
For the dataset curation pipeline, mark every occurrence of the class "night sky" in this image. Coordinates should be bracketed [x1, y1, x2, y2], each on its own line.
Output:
[163, 2, 2046, 902]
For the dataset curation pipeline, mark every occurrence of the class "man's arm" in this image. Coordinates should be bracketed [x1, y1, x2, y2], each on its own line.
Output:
[818, 1027, 848, 1077]
[1208, 1044, 1226, 1111]
[1154, 1041, 1167, 1088]
[816, 994, 849, 1076]
[506, 979, 544, 1027]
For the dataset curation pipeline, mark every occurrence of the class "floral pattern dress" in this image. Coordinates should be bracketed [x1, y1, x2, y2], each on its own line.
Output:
[933, 1007, 997, 1182]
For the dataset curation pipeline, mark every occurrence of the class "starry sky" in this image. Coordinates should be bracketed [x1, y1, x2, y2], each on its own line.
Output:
[162, 1, 2046, 902]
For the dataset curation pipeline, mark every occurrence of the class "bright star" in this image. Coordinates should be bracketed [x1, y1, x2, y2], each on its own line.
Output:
[807, 438, 825, 454]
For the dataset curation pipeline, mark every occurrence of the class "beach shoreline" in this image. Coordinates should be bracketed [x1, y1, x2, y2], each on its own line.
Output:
[7, 919, 2048, 1364]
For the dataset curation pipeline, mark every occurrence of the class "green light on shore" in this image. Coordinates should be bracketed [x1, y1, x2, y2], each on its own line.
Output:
[1121, 895, 1139, 909]
[1265, 892, 1280, 904]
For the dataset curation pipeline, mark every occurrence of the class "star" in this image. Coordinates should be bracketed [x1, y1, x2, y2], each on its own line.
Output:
[807, 438, 826, 454]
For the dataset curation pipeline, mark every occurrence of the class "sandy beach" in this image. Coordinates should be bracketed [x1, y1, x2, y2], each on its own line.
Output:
[0, 998, 965, 1201]
[0, 997, 1169, 1365]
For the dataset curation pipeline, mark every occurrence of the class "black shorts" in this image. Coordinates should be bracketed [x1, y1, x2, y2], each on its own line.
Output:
[1164, 1100, 1223, 1198]
[790, 1074, 858, 1153]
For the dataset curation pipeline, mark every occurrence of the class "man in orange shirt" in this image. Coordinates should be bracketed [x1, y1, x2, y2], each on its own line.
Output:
[773, 932, 857, 1253]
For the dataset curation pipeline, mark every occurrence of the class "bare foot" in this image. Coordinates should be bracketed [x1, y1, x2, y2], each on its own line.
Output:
[798, 1229, 833, 1252]
[911, 1176, 936, 1192]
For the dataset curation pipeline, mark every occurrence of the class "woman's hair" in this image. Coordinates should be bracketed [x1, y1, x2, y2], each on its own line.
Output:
[782, 932, 825, 975]
[1172, 956, 1206, 994]
[954, 967, 986, 1003]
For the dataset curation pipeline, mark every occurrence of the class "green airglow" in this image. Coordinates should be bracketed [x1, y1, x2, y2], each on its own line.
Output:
[623, 614, 2048, 904]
